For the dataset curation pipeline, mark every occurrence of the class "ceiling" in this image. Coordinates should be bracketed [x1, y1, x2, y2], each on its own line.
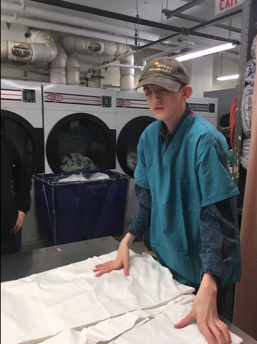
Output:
[2, 0, 242, 58]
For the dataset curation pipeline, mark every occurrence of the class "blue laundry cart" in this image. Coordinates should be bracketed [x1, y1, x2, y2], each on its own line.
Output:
[34, 169, 130, 245]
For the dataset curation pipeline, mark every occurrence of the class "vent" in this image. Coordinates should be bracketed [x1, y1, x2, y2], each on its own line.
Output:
[189, 103, 215, 113]
[1, 89, 22, 101]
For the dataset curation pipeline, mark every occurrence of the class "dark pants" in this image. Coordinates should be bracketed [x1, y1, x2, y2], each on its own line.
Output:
[1, 229, 22, 255]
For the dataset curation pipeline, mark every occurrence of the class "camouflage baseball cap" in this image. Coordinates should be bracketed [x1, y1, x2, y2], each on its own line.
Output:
[135, 56, 189, 92]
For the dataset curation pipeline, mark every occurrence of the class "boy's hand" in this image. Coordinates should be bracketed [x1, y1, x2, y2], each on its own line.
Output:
[174, 274, 231, 344]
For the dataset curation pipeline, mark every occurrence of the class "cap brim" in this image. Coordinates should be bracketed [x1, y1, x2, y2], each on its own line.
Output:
[220, 127, 230, 133]
[135, 76, 181, 92]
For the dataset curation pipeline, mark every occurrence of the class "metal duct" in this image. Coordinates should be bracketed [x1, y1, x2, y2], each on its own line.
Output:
[50, 44, 67, 85]
[66, 55, 80, 85]
[61, 36, 134, 91]
[1, 30, 57, 64]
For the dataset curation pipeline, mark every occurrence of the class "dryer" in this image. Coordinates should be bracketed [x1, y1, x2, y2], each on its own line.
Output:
[1, 79, 44, 242]
[116, 91, 156, 224]
[42, 84, 117, 174]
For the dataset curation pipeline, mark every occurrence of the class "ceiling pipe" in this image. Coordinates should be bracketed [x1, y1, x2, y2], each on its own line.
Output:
[189, 9, 242, 31]
[135, 9, 241, 52]
[101, 38, 189, 66]
[142, 42, 194, 63]
[92, 40, 194, 73]
[30, 0, 240, 45]
[85, 62, 144, 75]
[103, 83, 120, 87]
[85, 39, 194, 73]
[1, 2, 164, 43]
[94, 63, 144, 70]
[0, 14, 145, 47]
[165, 13, 241, 34]
[105, 38, 191, 64]
[164, 0, 207, 19]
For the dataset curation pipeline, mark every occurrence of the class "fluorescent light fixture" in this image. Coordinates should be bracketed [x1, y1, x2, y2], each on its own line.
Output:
[217, 74, 239, 81]
[175, 43, 236, 62]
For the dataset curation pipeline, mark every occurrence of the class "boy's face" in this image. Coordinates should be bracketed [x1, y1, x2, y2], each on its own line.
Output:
[143, 84, 191, 122]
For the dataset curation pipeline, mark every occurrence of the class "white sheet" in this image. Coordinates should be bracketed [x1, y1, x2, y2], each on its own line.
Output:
[1, 251, 194, 344]
[36, 299, 242, 344]
[110, 304, 243, 344]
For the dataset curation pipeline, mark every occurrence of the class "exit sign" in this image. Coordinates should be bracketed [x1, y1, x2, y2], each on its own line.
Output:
[215, 0, 243, 15]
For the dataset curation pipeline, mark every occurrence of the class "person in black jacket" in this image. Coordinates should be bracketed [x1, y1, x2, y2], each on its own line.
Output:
[219, 113, 232, 149]
[1, 130, 32, 255]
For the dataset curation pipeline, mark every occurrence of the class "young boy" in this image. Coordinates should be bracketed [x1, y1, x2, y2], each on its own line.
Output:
[94, 57, 241, 344]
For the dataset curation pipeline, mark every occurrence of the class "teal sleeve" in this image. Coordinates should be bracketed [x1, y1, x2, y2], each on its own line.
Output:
[196, 134, 239, 207]
[134, 144, 150, 190]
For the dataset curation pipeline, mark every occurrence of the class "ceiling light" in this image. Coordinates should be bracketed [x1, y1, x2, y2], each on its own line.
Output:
[175, 43, 236, 62]
[217, 74, 239, 81]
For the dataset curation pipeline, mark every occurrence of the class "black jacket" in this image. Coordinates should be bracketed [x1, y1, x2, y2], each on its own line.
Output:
[1, 133, 32, 237]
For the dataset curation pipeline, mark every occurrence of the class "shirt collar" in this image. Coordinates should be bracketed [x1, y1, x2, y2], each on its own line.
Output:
[160, 103, 192, 141]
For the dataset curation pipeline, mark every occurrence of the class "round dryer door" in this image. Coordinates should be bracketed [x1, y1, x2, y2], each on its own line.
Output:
[117, 116, 156, 178]
[46, 113, 116, 173]
[1, 110, 44, 173]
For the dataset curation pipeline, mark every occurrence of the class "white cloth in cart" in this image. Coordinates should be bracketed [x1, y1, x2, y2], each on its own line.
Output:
[88, 172, 110, 181]
[58, 172, 110, 183]
[37, 298, 242, 344]
[58, 173, 88, 183]
[1, 251, 194, 344]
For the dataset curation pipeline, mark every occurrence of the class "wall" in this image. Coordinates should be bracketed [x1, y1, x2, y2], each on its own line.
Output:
[204, 88, 237, 127]
[189, 55, 214, 97]
[212, 54, 240, 90]
[1, 21, 29, 41]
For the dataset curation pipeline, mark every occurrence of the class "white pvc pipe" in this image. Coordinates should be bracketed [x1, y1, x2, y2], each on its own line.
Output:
[1, 14, 143, 46]
[67, 55, 80, 85]
[99, 69, 104, 89]
[113, 49, 139, 62]
[119, 45, 134, 91]
[103, 83, 120, 87]
[1, 2, 161, 43]
[30, 30, 57, 64]
[95, 63, 144, 70]
[61, 35, 135, 91]
[1, 29, 57, 64]
[50, 44, 67, 85]
[6, 41, 33, 62]
[1, 13, 142, 90]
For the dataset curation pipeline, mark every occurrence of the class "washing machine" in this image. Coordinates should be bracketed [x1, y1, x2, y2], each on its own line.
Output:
[42, 84, 117, 174]
[116, 93, 218, 224]
[116, 91, 156, 224]
[1, 79, 44, 242]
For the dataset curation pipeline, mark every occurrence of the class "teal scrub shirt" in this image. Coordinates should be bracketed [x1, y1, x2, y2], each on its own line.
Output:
[135, 113, 241, 287]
